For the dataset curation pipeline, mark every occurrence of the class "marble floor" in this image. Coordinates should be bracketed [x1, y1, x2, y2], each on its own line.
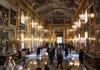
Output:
[24, 49, 86, 70]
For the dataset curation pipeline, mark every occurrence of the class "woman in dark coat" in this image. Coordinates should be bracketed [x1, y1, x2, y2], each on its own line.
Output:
[65, 46, 68, 57]
[79, 49, 84, 64]
[56, 51, 63, 69]
[36, 46, 40, 56]
[49, 48, 55, 64]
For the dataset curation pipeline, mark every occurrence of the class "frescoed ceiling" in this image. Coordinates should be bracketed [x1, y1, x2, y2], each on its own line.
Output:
[25, 0, 81, 24]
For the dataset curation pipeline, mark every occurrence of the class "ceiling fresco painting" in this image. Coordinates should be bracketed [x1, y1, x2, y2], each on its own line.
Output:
[25, 0, 81, 24]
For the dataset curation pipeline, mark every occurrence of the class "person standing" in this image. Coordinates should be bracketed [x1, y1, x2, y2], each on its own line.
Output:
[65, 46, 68, 57]
[21, 49, 26, 64]
[56, 50, 63, 69]
[49, 48, 55, 64]
[79, 49, 84, 64]
[36, 46, 41, 56]
[79, 49, 84, 70]
[18, 50, 21, 59]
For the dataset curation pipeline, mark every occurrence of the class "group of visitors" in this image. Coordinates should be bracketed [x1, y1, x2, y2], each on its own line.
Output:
[35, 42, 74, 70]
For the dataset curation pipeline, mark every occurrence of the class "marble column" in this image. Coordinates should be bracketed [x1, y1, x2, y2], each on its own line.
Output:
[16, 9, 20, 49]
[52, 30, 55, 45]
[25, 15, 31, 48]
[63, 29, 66, 43]
[49, 27, 52, 44]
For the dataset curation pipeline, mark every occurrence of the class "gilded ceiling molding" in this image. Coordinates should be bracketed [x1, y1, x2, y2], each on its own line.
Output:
[47, 24, 71, 28]
[72, 0, 87, 23]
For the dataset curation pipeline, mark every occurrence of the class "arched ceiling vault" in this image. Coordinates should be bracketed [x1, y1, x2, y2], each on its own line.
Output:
[25, 0, 81, 24]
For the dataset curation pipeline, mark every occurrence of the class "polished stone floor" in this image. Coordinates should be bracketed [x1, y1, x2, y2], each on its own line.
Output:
[24, 49, 86, 70]
[25, 58, 83, 70]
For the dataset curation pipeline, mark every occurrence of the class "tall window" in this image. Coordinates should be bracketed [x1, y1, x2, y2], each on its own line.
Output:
[57, 37, 62, 43]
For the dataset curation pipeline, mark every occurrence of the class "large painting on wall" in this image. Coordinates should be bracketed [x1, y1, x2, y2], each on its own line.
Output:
[9, 28, 16, 39]
[10, 9, 16, 26]
[0, 31, 8, 55]
[94, 0, 100, 24]
[0, 5, 8, 26]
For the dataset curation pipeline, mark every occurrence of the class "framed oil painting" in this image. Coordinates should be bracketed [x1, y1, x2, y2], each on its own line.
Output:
[10, 9, 16, 26]
[0, 5, 8, 26]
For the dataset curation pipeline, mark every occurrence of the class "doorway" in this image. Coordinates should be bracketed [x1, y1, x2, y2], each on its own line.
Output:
[57, 36, 62, 44]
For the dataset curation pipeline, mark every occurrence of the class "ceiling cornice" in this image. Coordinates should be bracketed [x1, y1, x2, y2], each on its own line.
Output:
[47, 24, 71, 29]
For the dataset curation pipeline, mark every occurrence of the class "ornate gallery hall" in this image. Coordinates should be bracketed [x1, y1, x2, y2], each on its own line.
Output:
[0, 0, 100, 70]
